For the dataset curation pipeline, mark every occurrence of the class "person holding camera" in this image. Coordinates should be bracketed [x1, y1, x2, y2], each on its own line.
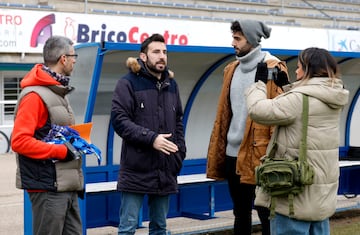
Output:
[246, 47, 349, 234]
[206, 19, 288, 235]
[11, 36, 83, 235]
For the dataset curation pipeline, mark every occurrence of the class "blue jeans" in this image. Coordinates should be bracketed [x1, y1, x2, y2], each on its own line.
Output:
[271, 213, 330, 235]
[118, 191, 170, 235]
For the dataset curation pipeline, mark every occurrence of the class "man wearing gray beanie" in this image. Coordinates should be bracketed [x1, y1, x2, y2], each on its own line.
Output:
[207, 20, 289, 235]
[238, 20, 271, 48]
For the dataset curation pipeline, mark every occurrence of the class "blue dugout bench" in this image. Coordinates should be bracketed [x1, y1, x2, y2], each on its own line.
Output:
[85, 173, 228, 228]
[84, 160, 360, 229]
[22, 157, 360, 235]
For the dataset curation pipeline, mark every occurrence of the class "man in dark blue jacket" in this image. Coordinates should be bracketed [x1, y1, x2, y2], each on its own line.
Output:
[111, 33, 186, 235]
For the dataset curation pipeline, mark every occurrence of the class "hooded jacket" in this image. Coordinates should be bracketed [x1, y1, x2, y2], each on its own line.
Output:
[246, 77, 349, 221]
[11, 64, 77, 191]
[111, 58, 186, 195]
[206, 53, 287, 185]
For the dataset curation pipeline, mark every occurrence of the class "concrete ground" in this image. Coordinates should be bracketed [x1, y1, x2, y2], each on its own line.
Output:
[2, 153, 360, 235]
[0, 153, 23, 235]
[0, 153, 238, 235]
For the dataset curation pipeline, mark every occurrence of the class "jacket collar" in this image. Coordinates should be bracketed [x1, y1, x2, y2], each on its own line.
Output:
[126, 57, 174, 80]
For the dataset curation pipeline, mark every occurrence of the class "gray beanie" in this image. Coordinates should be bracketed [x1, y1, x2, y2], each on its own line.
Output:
[238, 20, 271, 47]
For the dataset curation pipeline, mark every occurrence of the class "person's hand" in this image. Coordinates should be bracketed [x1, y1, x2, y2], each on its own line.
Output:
[64, 140, 82, 161]
[274, 69, 290, 88]
[255, 62, 268, 84]
[153, 133, 179, 155]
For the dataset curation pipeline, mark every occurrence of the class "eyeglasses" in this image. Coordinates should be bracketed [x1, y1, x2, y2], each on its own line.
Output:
[65, 54, 78, 58]
[57, 54, 78, 61]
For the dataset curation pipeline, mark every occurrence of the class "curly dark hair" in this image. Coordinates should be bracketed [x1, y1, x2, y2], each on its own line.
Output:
[230, 21, 243, 34]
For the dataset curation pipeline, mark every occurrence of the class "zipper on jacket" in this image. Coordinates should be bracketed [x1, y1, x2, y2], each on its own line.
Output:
[156, 81, 161, 91]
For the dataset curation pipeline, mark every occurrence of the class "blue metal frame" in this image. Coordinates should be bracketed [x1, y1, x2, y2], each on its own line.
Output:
[18, 41, 360, 234]
[183, 54, 234, 131]
[338, 57, 360, 154]
[345, 88, 360, 147]
[77, 42, 360, 230]
[83, 46, 106, 122]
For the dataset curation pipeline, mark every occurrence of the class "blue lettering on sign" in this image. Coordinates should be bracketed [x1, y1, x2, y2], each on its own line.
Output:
[77, 24, 127, 43]
[76, 23, 189, 45]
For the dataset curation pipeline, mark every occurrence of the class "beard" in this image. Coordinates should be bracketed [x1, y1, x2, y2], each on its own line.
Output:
[236, 47, 252, 57]
[236, 50, 249, 57]
[146, 60, 166, 74]
[235, 43, 253, 57]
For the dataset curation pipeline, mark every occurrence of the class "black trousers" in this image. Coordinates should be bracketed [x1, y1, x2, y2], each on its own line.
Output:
[29, 191, 82, 235]
[225, 156, 270, 235]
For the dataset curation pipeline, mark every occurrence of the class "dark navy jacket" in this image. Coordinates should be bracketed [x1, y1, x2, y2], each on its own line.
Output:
[111, 58, 186, 195]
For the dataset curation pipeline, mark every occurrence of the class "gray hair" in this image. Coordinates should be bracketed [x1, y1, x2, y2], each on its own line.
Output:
[43, 36, 74, 66]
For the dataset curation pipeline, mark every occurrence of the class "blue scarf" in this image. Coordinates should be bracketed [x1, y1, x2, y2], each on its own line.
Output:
[43, 124, 102, 165]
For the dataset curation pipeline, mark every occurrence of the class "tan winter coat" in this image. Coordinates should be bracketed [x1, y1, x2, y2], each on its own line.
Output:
[206, 56, 287, 185]
[246, 78, 349, 221]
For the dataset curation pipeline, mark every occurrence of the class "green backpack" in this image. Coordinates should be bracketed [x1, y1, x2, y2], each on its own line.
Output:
[255, 94, 314, 217]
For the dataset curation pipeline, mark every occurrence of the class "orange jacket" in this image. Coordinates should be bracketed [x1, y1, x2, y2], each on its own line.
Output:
[206, 59, 288, 184]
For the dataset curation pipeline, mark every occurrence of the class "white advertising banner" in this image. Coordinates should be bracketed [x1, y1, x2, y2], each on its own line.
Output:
[1, 8, 359, 53]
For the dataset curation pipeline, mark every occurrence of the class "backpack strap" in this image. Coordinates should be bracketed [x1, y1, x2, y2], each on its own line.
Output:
[268, 94, 309, 218]
[299, 95, 309, 164]
[270, 197, 276, 218]
[270, 193, 296, 218]
[265, 127, 279, 160]
[288, 193, 295, 217]
[287, 94, 309, 217]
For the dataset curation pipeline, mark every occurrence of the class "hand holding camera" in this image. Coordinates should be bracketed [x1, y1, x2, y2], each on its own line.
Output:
[255, 62, 269, 84]
[274, 69, 290, 88]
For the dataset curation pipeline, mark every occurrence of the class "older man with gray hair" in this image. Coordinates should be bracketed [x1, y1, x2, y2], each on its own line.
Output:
[11, 35, 83, 235]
